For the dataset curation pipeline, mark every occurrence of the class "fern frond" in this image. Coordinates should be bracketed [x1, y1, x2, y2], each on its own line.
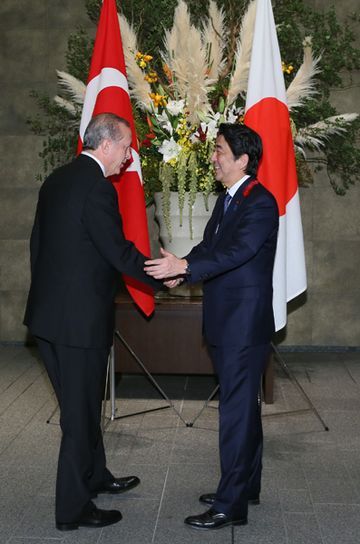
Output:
[54, 96, 78, 116]
[226, 0, 257, 106]
[118, 14, 153, 111]
[295, 113, 359, 151]
[56, 71, 86, 105]
[202, 0, 226, 80]
[286, 38, 321, 110]
[162, 0, 212, 121]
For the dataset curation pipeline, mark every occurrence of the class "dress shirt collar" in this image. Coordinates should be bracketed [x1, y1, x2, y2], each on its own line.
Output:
[226, 174, 250, 198]
[81, 151, 106, 176]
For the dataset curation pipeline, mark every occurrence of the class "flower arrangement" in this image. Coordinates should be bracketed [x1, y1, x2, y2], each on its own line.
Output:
[29, 0, 360, 240]
[116, 0, 358, 238]
[120, 0, 249, 238]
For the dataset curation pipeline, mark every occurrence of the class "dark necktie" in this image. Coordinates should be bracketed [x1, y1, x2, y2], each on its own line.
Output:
[223, 192, 232, 214]
[215, 193, 232, 234]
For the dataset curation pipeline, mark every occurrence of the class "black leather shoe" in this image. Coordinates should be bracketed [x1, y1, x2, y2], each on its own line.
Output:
[56, 504, 122, 531]
[199, 493, 260, 506]
[94, 475, 140, 496]
[184, 508, 247, 530]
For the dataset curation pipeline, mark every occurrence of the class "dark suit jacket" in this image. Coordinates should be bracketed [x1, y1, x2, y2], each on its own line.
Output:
[24, 154, 159, 349]
[185, 176, 279, 347]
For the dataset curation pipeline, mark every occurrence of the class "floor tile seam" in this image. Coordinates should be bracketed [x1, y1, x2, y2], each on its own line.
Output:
[278, 377, 313, 412]
[310, 454, 360, 490]
[311, 502, 337, 544]
[0, 370, 32, 395]
[343, 459, 360, 502]
[104, 496, 160, 502]
[342, 361, 360, 387]
[3, 506, 29, 544]
[280, 486, 292, 544]
[278, 486, 310, 493]
[0, 357, 31, 377]
[7, 537, 63, 543]
[0, 364, 40, 401]
[0, 397, 52, 458]
[11, 361, 47, 387]
[289, 475, 326, 544]
[311, 500, 360, 506]
[297, 452, 340, 473]
[166, 399, 190, 464]
[104, 408, 146, 469]
[0, 370, 49, 416]
[304, 460, 345, 544]
[167, 461, 219, 467]
[0, 473, 51, 496]
[283, 462, 314, 507]
[151, 466, 170, 544]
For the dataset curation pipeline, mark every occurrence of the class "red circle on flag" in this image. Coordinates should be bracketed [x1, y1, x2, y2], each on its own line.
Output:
[245, 97, 298, 216]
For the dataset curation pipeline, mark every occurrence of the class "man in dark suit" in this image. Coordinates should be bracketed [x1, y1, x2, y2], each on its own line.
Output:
[144, 123, 279, 530]
[24, 113, 160, 531]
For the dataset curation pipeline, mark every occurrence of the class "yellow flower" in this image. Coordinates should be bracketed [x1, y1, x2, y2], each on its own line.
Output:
[149, 92, 167, 108]
[135, 52, 154, 71]
[282, 61, 294, 74]
[144, 70, 158, 83]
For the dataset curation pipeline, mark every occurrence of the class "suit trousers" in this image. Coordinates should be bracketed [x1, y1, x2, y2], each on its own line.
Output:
[208, 343, 270, 519]
[36, 338, 112, 523]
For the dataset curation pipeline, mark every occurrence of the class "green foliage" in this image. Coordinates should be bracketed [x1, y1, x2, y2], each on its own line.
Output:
[324, 117, 360, 194]
[66, 28, 94, 81]
[275, 2, 360, 91]
[28, 0, 360, 196]
[27, 92, 81, 181]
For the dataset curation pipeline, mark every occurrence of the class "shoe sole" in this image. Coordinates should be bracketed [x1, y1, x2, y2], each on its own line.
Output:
[185, 518, 248, 530]
[199, 497, 260, 506]
[56, 516, 122, 531]
[91, 480, 140, 498]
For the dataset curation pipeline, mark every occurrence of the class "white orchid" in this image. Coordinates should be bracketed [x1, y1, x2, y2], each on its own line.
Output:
[156, 110, 173, 135]
[226, 105, 244, 124]
[166, 99, 185, 116]
[158, 137, 182, 163]
[204, 119, 221, 140]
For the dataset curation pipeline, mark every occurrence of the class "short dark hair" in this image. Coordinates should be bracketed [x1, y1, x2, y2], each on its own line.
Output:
[83, 113, 130, 150]
[217, 123, 263, 175]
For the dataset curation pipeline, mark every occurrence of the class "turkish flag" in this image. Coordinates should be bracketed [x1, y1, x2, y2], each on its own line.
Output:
[244, 0, 307, 331]
[78, 0, 154, 316]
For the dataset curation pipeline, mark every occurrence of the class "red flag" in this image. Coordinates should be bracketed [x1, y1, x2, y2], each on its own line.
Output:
[244, 0, 307, 331]
[78, 0, 154, 316]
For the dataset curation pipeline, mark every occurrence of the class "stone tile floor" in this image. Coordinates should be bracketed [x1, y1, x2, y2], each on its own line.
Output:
[0, 345, 359, 544]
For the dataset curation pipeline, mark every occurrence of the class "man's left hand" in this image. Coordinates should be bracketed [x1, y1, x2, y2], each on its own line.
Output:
[145, 248, 187, 279]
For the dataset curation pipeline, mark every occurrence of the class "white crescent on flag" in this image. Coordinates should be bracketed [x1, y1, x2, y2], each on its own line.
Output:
[244, 0, 307, 331]
[77, 0, 154, 316]
[79, 67, 130, 140]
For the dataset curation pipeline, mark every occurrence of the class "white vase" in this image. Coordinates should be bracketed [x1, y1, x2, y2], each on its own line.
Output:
[154, 191, 217, 297]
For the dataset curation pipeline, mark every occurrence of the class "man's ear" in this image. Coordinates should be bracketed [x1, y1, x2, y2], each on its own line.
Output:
[100, 139, 111, 155]
[237, 153, 249, 170]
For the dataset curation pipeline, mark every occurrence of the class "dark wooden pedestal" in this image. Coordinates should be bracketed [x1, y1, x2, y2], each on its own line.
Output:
[114, 294, 274, 403]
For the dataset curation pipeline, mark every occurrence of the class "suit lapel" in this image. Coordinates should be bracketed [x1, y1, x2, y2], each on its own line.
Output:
[216, 176, 257, 234]
[207, 192, 226, 239]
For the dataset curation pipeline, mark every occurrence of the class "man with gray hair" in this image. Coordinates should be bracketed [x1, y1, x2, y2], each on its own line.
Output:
[24, 113, 160, 531]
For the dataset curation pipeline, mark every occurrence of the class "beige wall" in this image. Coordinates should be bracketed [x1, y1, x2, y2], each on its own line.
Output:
[0, 0, 359, 346]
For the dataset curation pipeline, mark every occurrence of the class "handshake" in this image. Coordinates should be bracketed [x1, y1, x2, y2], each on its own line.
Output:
[144, 248, 189, 288]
